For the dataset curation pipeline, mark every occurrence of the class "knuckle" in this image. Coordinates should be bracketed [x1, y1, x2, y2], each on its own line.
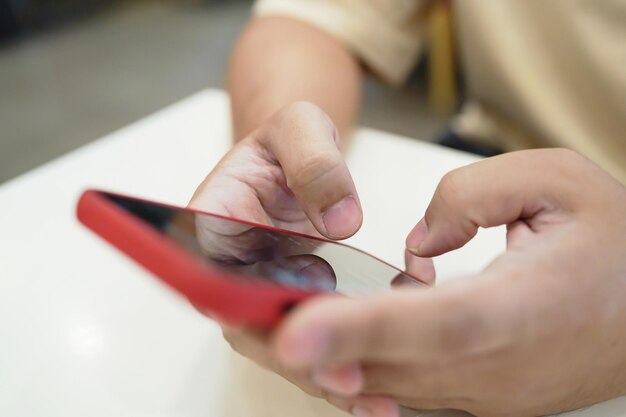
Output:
[549, 147, 584, 164]
[541, 148, 588, 175]
[289, 152, 343, 191]
[437, 168, 471, 210]
[532, 148, 589, 178]
[431, 168, 480, 240]
[553, 148, 595, 178]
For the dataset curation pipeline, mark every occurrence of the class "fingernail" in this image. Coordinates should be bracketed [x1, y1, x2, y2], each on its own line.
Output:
[276, 328, 329, 367]
[406, 218, 428, 255]
[312, 364, 363, 396]
[322, 196, 361, 239]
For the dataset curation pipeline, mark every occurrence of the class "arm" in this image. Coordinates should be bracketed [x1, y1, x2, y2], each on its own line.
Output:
[228, 16, 362, 142]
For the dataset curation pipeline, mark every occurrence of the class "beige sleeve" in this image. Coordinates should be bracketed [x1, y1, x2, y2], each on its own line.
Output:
[253, 0, 429, 85]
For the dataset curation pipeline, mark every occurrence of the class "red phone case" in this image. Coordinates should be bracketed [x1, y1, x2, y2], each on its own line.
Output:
[76, 189, 317, 328]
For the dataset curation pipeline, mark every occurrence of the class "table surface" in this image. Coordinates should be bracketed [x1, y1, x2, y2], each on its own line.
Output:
[1, 90, 624, 417]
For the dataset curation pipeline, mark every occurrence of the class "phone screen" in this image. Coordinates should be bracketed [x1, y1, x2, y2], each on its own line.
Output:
[105, 193, 424, 295]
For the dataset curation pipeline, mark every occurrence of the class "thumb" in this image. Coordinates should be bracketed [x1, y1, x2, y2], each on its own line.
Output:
[257, 101, 362, 239]
[404, 248, 435, 286]
[273, 268, 527, 368]
[406, 149, 581, 257]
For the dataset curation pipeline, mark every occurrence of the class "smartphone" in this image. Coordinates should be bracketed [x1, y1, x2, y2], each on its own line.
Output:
[76, 190, 426, 328]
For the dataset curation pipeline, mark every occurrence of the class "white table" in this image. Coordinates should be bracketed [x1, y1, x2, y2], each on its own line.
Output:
[1, 90, 624, 417]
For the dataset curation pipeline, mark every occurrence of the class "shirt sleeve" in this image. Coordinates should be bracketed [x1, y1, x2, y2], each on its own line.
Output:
[253, 0, 429, 85]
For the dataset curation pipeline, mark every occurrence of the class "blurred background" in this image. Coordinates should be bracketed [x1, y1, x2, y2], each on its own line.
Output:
[0, 0, 443, 184]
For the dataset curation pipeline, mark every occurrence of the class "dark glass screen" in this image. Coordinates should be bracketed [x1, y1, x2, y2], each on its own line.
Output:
[106, 194, 424, 295]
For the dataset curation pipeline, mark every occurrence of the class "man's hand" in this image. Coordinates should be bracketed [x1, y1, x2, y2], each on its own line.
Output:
[267, 149, 626, 417]
[189, 101, 436, 411]
[189, 101, 362, 239]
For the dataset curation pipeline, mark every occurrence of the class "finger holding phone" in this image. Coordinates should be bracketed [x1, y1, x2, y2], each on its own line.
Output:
[185, 101, 434, 411]
[187, 96, 626, 417]
[183, 12, 626, 417]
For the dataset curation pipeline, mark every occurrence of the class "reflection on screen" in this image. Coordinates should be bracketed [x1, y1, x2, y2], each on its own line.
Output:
[106, 194, 424, 295]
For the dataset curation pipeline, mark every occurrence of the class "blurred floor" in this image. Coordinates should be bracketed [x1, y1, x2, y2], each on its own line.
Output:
[0, 0, 444, 184]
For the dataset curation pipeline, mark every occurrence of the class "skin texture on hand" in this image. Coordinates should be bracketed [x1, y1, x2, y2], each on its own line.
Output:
[189, 101, 436, 413]
[267, 149, 626, 417]
[190, 102, 362, 239]
[201, 13, 434, 416]
[195, 16, 626, 415]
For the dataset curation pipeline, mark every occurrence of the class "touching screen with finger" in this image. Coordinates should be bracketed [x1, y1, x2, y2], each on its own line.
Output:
[77, 190, 426, 327]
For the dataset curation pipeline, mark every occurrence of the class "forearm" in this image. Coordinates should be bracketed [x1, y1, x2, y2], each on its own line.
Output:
[227, 16, 362, 142]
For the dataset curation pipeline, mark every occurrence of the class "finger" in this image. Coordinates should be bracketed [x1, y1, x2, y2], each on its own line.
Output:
[406, 149, 583, 257]
[222, 325, 275, 370]
[273, 270, 528, 368]
[265, 254, 337, 291]
[352, 396, 400, 417]
[312, 363, 464, 413]
[312, 364, 364, 397]
[323, 393, 355, 413]
[321, 393, 399, 417]
[404, 248, 435, 286]
[222, 326, 335, 400]
[194, 217, 276, 264]
[255, 101, 362, 239]
[361, 363, 469, 408]
[221, 254, 338, 291]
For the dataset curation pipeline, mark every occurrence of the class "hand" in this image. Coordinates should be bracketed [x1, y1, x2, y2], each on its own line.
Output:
[190, 101, 362, 240]
[189, 100, 434, 282]
[268, 149, 626, 417]
[189, 101, 435, 410]
[188, 101, 375, 408]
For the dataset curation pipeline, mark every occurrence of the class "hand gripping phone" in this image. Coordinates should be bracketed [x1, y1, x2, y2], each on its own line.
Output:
[77, 190, 425, 328]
